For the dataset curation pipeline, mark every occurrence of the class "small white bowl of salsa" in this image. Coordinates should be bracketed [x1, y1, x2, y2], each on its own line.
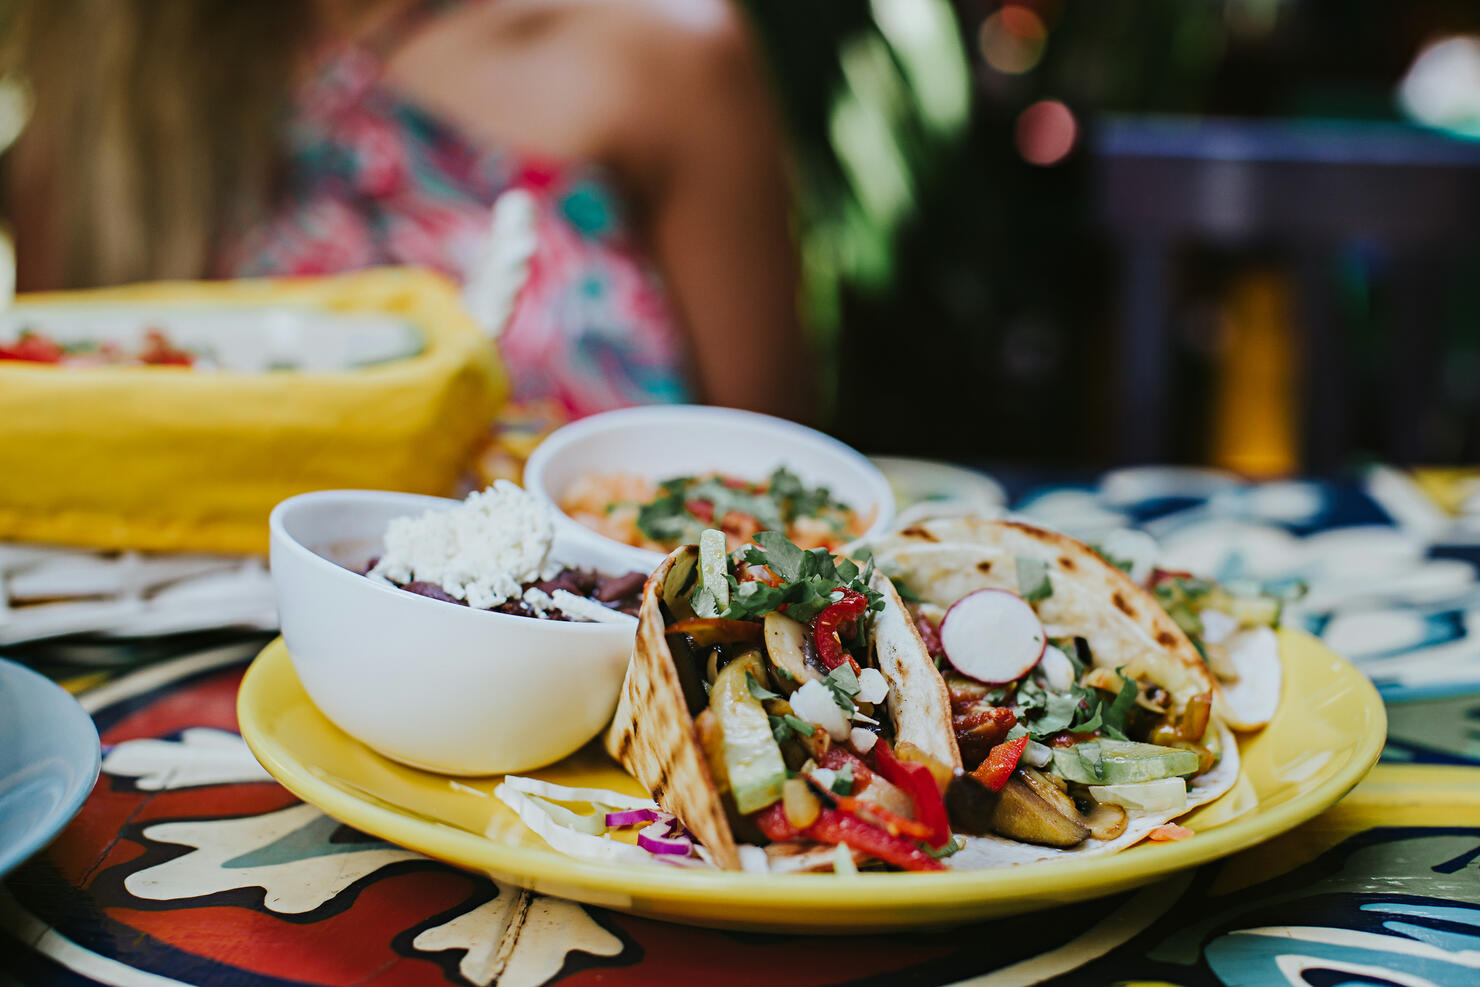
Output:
[523, 405, 896, 572]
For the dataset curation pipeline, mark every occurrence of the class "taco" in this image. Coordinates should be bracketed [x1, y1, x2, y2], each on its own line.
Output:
[604, 529, 963, 872]
[863, 517, 1262, 861]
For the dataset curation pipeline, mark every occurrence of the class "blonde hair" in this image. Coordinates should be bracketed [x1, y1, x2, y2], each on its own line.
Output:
[1, 0, 304, 288]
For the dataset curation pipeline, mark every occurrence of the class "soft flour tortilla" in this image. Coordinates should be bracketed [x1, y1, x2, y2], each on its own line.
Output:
[604, 546, 961, 871]
[866, 518, 1217, 709]
[870, 573, 962, 772]
[947, 719, 1241, 868]
[604, 547, 742, 869]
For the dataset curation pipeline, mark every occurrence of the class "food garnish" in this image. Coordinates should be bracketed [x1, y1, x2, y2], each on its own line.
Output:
[560, 466, 866, 554]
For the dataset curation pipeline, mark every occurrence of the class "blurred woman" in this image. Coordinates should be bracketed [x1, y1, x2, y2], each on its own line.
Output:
[1, 0, 810, 419]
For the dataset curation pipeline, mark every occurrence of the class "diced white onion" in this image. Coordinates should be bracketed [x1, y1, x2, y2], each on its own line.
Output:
[850, 728, 879, 754]
[810, 767, 838, 790]
[850, 709, 880, 726]
[791, 679, 852, 741]
[1038, 645, 1076, 692]
[738, 845, 770, 873]
[856, 667, 889, 704]
[1023, 740, 1053, 768]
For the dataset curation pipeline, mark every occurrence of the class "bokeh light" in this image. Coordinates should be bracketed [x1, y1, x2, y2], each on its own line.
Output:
[978, 6, 1048, 75]
[1014, 99, 1077, 165]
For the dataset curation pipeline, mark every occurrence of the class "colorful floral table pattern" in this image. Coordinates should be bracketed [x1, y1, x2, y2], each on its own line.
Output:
[4, 465, 1479, 986]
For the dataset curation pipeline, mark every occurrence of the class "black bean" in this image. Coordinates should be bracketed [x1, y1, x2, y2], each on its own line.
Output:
[529, 571, 583, 597]
[402, 581, 465, 605]
[595, 571, 647, 603]
[570, 568, 601, 595]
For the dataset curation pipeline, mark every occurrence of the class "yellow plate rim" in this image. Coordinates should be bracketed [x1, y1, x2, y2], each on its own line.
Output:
[239, 629, 1386, 914]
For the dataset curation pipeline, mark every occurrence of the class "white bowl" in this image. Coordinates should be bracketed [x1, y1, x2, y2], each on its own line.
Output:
[523, 405, 896, 571]
[268, 489, 641, 776]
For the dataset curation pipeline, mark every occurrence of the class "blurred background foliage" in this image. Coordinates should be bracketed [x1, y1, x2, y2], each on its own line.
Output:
[740, 0, 1480, 470]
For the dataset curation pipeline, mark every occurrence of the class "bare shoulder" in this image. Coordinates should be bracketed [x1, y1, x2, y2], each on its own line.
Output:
[481, 0, 752, 60]
[385, 0, 767, 171]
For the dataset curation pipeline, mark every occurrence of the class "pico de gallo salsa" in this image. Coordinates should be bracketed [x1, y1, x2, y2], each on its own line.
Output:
[0, 328, 195, 366]
[559, 466, 868, 555]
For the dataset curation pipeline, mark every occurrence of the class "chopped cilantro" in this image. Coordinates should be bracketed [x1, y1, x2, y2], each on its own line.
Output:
[691, 586, 720, 619]
[746, 671, 780, 702]
[924, 835, 965, 859]
[1099, 669, 1138, 741]
[767, 466, 847, 523]
[783, 714, 816, 737]
[724, 530, 883, 624]
[823, 664, 860, 712]
[984, 687, 1012, 705]
[1014, 665, 1137, 743]
[831, 763, 855, 795]
[767, 713, 814, 743]
[632, 468, 850, 550]
[1016, 557, 1053, 604]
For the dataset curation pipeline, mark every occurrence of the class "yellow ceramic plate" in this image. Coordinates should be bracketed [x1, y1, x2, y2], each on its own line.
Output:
[238, 629, 1384, 933]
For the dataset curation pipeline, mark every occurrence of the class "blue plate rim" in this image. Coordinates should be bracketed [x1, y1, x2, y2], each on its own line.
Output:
[0, 657, 102, 878]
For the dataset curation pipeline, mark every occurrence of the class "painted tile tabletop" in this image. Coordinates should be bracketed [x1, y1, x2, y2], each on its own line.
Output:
[4, 465, 1479, 986]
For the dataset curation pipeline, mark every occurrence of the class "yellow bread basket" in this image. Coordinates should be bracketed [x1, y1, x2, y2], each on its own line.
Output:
[0, 267, 506, 554]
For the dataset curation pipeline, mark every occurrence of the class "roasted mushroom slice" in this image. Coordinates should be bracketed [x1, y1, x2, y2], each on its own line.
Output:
[988, 767, 1091, 848]
[763, 611, 822, 686]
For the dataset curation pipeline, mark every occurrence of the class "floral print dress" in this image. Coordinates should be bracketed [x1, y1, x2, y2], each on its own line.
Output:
[215, 36, 691, 419]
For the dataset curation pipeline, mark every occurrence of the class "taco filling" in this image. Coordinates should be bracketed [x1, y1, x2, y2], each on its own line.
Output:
[606, 529, 963, 872]
[869, 518, 1261, 855]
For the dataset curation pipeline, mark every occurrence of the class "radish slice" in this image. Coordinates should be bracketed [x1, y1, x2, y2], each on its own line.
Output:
[939, 589, 1047, 684]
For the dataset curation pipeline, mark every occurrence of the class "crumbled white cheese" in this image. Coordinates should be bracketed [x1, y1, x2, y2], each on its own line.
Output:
[738, 845, 770, 874]
[370, 481, 560, 609]
[550, 590, 636, 625]
[522, 587, 556, 618]
[1023, 740, 1053, 768]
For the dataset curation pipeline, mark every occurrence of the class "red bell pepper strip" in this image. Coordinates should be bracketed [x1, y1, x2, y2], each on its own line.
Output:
[830, 794, 935, 842]
[0, 332, 65, 363]
[971, 735, 1028, 792]
[813, 590, 869, 673]
[818, 746, 874, 788]
[755, 802, 798, 842]
[871, 739, 951, 847]
[804, 808, 944, 872]
[685, 499, 715, 524]
[756, 796, 944, 871]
